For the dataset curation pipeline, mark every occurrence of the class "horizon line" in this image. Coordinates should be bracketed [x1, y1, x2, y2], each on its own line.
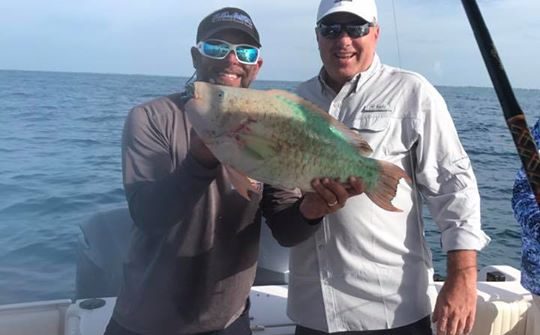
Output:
[1, 67, 538, 91]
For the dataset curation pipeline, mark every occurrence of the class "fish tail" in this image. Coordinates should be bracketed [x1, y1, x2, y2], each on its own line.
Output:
[364, 161, 412, 212]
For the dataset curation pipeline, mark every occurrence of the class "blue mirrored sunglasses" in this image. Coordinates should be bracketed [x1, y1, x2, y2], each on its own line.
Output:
[317, 22, 373, 39]
[197, 39, 260, 65]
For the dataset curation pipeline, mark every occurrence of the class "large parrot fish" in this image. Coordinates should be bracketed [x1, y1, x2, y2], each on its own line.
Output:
[185, 81, 411, 212]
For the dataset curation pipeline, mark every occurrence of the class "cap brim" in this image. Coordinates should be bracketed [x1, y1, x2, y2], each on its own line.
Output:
[199, 25, 261, 47]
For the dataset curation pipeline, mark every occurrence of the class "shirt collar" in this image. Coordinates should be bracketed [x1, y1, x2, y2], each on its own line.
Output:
[317, 54, 382, 95]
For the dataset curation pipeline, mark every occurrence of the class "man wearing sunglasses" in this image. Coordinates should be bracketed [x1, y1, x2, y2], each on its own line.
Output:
[103, 7, 271, 335]
[264, 1, 490, 335]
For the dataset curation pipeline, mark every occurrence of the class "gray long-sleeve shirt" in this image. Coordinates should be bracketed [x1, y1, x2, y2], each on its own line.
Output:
[112, 92, 318, 335]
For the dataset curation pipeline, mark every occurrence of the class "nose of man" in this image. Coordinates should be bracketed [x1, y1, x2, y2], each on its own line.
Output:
[335, 31, 354, 44]
[224, 51, 240, 65]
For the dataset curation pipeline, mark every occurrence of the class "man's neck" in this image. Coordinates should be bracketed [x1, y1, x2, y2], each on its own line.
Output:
[321, 70, 348, 93]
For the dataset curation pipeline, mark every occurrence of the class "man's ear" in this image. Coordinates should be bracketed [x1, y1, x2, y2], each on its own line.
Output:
[191, 47, 200, 69]
[250, 57, 263, 79]
[373, 25, 380, 42]
[315, 27, 321, 48]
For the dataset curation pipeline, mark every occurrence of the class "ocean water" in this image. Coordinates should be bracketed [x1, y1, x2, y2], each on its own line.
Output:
[0, 69, 539, 305]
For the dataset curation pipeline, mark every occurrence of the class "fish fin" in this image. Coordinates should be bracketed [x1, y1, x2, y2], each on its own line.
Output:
[364, 160, 412, 212]
[266, 89, 373, 156]
[223, 165, 259, 200]
[235, 132, 277, 162]
[348, 131, 374, 156]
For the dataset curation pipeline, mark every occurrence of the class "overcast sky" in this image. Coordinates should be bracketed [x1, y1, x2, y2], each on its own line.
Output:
[1, 0, 539, 89]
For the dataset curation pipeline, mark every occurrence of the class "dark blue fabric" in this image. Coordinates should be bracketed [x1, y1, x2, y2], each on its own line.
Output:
[511, 119, 540, 295]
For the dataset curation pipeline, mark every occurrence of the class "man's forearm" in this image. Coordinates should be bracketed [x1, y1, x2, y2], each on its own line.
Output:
[447, 250, 477, 280]
[434, 250, 479, 334]
[126, 153, 218, 234]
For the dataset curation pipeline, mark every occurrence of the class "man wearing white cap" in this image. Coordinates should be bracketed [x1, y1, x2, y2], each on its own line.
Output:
[266, 1, 491, 334]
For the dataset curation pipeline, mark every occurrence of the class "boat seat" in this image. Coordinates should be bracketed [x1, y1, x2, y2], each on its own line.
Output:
[76, 208, 132, 299]
[473, 299, 532, 335]
[66, 280, 538, 335]
[76, 207, 290, 299]
[0, 300, 71, 335]
[429, 265, 538, 335]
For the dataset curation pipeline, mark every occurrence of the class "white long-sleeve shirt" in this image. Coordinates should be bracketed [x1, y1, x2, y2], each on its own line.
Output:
[287, 55, 491, 332]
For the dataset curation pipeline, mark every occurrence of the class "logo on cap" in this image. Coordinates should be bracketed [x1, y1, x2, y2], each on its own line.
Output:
[212, 11, 254, 29]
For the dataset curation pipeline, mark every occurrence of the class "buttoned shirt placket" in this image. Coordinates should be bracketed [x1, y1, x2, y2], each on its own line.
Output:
[317, 74, 362, 330]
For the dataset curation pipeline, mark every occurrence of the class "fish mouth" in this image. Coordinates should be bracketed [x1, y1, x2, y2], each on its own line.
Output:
[183, 82, 197, 100]
[190, 81, 207, 100]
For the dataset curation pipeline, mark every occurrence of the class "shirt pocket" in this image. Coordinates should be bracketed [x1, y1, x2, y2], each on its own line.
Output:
[349, 106, 393, 152]
[350, 105, 392, 132]
[351, 114, 391, 132]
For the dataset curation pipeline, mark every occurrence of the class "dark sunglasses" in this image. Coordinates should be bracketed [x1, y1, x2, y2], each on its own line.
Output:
[316, 22, 374, 39]
[196, 39, 260, 65]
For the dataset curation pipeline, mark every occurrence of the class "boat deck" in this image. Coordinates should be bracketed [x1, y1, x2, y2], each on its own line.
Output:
[0, 265, 538, 335]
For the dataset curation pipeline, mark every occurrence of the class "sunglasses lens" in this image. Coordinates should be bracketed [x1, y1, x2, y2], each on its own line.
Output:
[199, 40, 259, 64]
[318, 24, 342, 38]
[200, 40, 230, 59]
[345, 25, 368, 38]
[318, 23, 370, 39]
[236, 46, 259, 64]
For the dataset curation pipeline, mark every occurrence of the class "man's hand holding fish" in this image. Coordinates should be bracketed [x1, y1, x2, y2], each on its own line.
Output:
[300, 177, 365, 219]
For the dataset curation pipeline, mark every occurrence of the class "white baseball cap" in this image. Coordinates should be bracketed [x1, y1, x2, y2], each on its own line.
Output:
[317, 0, 378, 24]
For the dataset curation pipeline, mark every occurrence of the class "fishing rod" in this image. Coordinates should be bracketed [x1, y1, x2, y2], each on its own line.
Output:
[461, 0, 540, 205]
